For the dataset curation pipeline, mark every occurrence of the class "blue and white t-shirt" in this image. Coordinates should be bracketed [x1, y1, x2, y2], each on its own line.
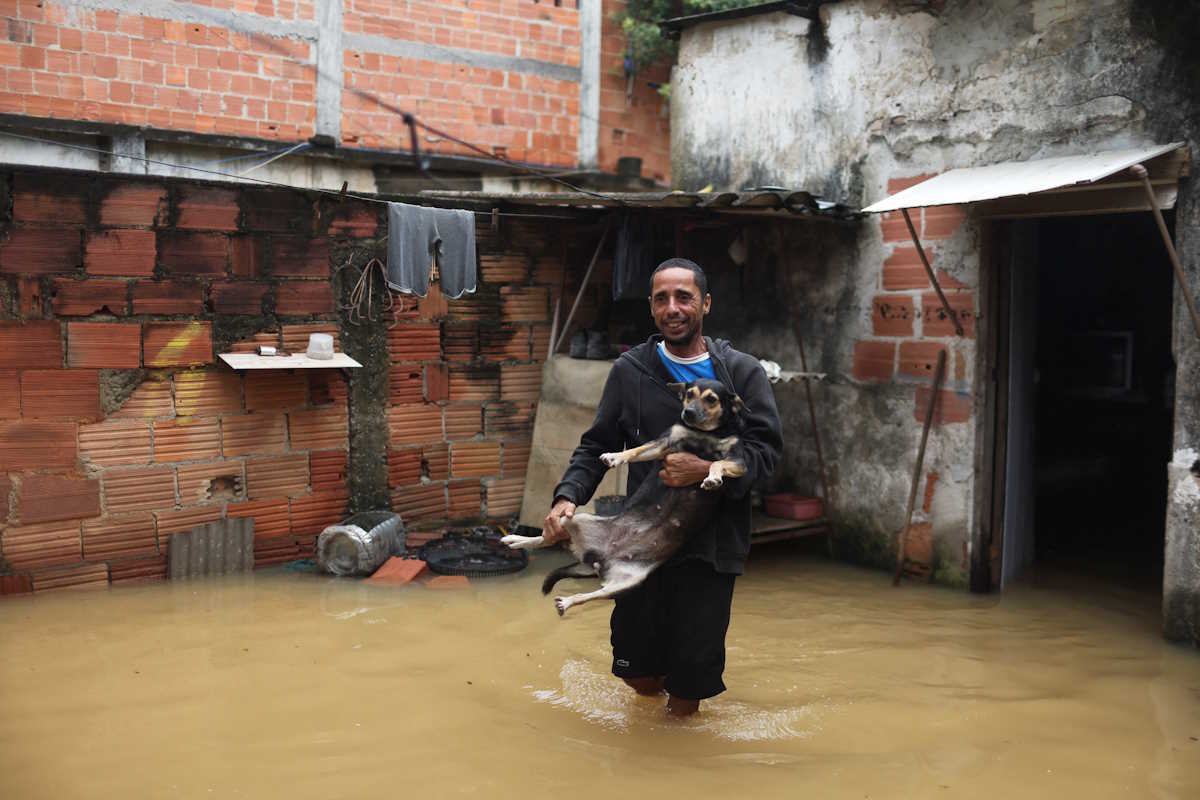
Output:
[657, 340, 716, 384]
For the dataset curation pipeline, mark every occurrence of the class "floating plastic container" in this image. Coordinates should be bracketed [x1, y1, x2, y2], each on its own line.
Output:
[316, 511, 406, 576]
[764, 493, 824, 521]
[306, 332, 335, 360]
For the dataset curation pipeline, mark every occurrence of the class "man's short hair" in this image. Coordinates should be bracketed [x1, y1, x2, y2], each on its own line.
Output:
[650, 258, 708, 297]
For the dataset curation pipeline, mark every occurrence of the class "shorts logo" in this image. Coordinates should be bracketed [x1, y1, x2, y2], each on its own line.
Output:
[615, 658, 630, 667]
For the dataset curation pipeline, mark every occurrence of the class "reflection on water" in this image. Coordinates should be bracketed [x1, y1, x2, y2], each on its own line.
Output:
[1, 545, 1198, 799]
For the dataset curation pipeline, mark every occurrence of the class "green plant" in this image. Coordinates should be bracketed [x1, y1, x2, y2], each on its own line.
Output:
[618, 0, 769, 75]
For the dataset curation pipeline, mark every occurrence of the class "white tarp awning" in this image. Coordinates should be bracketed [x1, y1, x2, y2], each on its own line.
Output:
[863, 142, 1189, 214]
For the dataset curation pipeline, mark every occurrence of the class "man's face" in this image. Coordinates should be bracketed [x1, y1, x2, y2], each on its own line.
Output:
[649, 267, 711, 346]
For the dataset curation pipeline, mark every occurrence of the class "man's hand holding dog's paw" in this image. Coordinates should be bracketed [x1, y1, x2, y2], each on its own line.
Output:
[659, 452, 713, 488]
[543, 497, 576, 544]
[701, 474, 723, 491]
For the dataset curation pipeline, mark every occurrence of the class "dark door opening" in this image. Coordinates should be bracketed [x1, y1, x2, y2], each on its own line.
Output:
[1002, 213, 1176, 589]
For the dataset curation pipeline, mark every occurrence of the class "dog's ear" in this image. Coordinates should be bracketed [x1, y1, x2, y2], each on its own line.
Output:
[729, 394, 745, 415]
[666, 382, 688, 400]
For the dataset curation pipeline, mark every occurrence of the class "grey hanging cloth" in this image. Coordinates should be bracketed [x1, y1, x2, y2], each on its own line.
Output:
[612, 211, 655, 300]
[386, 202, 478, 299]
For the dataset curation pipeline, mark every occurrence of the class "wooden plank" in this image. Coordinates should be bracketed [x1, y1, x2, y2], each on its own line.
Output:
[219, 353, 362, 370]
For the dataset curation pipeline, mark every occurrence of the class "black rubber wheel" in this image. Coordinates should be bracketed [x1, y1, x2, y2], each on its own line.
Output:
[419, 529, 528, 577]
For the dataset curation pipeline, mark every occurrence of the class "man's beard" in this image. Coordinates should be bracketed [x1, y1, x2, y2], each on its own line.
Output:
[661, 319, 700, 346]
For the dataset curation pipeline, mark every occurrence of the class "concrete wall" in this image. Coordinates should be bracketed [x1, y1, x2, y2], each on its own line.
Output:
[0, 167, 559, 596]
[671, 0, 1200, 618]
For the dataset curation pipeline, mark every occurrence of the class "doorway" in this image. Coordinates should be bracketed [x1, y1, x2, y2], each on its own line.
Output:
[997, 213, 1176, 589]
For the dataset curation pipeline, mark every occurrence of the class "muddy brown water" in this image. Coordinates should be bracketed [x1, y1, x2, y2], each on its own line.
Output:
[2, 546, 1198, 799]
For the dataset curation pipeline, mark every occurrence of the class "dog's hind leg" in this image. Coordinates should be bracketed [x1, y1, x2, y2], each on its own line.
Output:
[500, 533, 548, 549]
[554, 561, 655, 616]
[541, 562, 599, 595]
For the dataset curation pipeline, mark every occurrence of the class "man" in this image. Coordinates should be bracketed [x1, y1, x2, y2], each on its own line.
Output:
[543, 257, 783, 717]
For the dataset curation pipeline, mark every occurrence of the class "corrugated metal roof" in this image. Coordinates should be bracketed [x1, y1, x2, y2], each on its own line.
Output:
[863, 142, 1189, 213]
[419, 190, 859, 220]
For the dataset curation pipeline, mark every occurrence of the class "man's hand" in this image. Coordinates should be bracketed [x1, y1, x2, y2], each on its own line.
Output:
[659, 452, 712, 488]
[543, 497, 576, 544]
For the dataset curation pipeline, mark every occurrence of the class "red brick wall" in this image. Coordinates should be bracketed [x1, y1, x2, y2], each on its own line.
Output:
[595, 0, 670, 184]
[852, 174, 973, 425]
[0, 168, 546, 596]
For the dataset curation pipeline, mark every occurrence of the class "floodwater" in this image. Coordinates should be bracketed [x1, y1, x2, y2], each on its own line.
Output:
[1, 545, 1198, 800]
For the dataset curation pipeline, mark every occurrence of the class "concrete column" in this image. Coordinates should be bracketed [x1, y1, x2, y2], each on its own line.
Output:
[315, 0, 344, 142]
[577, 0, 602, 169]
[107, 131, 147, 174]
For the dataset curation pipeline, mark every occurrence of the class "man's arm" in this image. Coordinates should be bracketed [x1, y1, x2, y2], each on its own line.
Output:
[720, 361, 783, 499]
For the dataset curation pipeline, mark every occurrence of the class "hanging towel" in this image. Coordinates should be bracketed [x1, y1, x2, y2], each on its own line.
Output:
[612, 210, 655, 301]
[386, 202, 477, 299]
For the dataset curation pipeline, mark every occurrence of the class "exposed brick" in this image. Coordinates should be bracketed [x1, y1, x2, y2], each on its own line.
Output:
[500, 363, 542, 401]
[480, 254, 529, 283]
[914, 387, 972, 425]
[154, 417, 221, 462]
[485, 477, 524, 517]
[328, 206, 378, 237]
[0, 228, 82, 274]
[132, 280, 204, 315]
[20, 369, 100, 419]
[367, 557, 427, 585]
[389, 365, 424, 405]
[387, 323, 440, 362]
[307, 371, 347, 407]
[424, 363, 449, 402]
[155, 505, 224, 537]
[227, 498, 291, 539]
[898, 341, 948, 379]
[418, 284, 449, 321]
[245, 453, 309, 499]
[291, 490, 348, 538]
[275, 280, 334, 315]
[18, 276, 43, 319]
[230, 235, 267, 278]
[387, 403, 443, 446]
[448, 480, 482, 518]
[84, 229, 156, 276]
[882, 246, 933, 291]
[13, 177, 87, 224]
[158, 231, 227, 275]
[82, 513, 158, 560]
[174, 369, 243, 416]
[391, 483, 445, 522]
[222, 413, 287, 456]
[0, 321, 61, 368]
[110, 377, 173, 419]
[887, 174, 936, 195]
[50, 278, 127, 316]
[443, 325, 477, 362]
[500, 286, 548, 323]
[108, 556, 168, 585]
[176, 460, 245, 505]
[935, 269, 970, 290]
[102, 466, 176, 514]
[272, 236, 328, 277]
[923, 205, 967, 240]
[143, 321, 212, 367]
[872, 294, 915, 337]
[902, 521, 934, 566]
[79, 420, 152, 467]
[31, 561, 110, 593]
[100, 183, 168, 227]
[1, 574, 33, 595]
[921, 292, 976, 338]
[0, 371, 18, 418]
[281, 323, 339, 354]
[210, 281, 269, 315]
[176, 186, 239, 231]
[67, 322, 139, 368]
[480, 326, 531, 362]
[449, 366, 501, 402]
[244, 191, 311, 234]
[852, 340, 895, 382]
[16, 474, 101, 524]
[451, 440, 501, 478]
[423, 443, 450, 481]
[485, 402, 534, 438]
[1, 520, 82, 569]
[288, 406, 348, 450]
[309, 450, 348, 493]
[388, 447, 422, 487]
[501, 440, 531, 479]
[880, 210, 913, 243]
[245, 372, 307, 411]
[443, 404, 482, 440]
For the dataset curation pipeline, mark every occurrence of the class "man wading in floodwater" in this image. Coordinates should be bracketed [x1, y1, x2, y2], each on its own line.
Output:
[544, 258, 783, 717]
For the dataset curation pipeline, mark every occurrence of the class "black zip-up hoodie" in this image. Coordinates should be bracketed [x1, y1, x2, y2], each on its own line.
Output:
[552, 335, 783, 575]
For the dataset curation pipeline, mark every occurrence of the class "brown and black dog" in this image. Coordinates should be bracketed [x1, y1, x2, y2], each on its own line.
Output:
[502, 379, 746, 616]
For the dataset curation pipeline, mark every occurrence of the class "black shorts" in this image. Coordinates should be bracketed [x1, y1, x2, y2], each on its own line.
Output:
[609, 558, 737, 701]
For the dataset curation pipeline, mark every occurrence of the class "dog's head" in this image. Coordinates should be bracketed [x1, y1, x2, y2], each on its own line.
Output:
[667, 379, 745, 433]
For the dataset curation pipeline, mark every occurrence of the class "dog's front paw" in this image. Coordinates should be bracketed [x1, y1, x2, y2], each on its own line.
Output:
[499, 534, 521, 548]
[600, 452, 624, 468]
[701, 474, 723, 491]
[554, 597, 568, 616]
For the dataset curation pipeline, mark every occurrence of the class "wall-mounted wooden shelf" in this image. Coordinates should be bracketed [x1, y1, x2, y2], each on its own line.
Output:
[218, 353, 362, 370]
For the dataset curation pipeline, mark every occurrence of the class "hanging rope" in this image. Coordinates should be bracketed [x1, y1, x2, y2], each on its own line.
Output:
[338, 255, 403, 328]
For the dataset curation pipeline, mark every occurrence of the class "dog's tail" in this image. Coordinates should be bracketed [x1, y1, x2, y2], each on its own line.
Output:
[541, 562, 598, 595]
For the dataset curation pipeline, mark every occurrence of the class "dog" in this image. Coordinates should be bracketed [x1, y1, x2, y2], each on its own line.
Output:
[501, 379, 747, 616]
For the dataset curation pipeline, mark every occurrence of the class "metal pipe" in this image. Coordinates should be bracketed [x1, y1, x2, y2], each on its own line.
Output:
[1130, 163, 1200, 342]
[553, 216, 613, 354]
[895, 349, 946, 586]
[901, 208, 965, 337]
